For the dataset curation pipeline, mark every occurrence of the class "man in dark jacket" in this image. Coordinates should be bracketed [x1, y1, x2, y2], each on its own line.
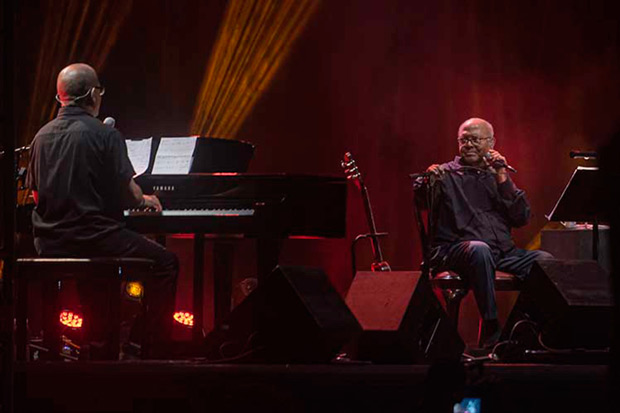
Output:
[423, 118, 552, 348]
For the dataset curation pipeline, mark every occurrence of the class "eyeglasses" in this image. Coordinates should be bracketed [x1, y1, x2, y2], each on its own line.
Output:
[92, 85, 105, 97]
[457, 136, 491, 145]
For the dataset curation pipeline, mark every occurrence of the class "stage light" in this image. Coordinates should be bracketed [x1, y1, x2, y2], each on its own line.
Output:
[191, 0, 320, 138]
[125, 281, 144, 299]
[59, 310, 83, 329]
[173, 311, 194, 327]
[24, 0, 133, 146]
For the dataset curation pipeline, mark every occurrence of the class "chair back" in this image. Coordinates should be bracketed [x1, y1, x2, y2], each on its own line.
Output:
[411, 177, 437, 279]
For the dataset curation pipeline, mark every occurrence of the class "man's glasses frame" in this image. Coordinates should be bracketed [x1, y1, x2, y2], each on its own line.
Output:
[457, 136, 492, 146]
[92, 85, 105, 97]
[55, 85, 105, 104]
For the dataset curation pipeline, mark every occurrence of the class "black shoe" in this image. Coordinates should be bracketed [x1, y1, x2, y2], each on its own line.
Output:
[478, 319, 501, 349]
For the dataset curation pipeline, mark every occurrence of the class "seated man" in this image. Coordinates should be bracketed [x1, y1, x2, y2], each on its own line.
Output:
[26, 63, 178, 358]
[422, 117, 552, 348]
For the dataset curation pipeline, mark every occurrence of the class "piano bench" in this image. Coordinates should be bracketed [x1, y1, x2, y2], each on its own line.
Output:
[15, 257, 154, 361]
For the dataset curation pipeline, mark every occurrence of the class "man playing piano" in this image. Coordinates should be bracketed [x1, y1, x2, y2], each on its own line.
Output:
[26, 63, 178, 358]
[421, 117, 552, 348]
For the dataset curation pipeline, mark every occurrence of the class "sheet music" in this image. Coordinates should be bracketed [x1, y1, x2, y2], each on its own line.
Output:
[151, 137, 198, 174]
[125, 137, 152, 177]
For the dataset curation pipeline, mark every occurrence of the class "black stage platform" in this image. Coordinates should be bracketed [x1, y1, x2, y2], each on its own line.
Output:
[14, 361, 611, 413]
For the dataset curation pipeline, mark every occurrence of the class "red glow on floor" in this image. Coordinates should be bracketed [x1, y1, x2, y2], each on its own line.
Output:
[173, 311, 194, 327]
[59, 310, 83, 328]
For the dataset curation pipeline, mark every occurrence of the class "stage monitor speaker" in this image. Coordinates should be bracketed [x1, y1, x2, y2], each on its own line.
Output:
[501, 259, 612, 350]
[344, 271, 464, 364]
[204, 265, 361, 363]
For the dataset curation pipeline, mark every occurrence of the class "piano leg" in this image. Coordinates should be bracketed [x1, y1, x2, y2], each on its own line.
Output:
[192, 233, 205, 344]
[191, 237, 277, 349]
[213, 241, 234, 328]
[256, 238, 283, 283]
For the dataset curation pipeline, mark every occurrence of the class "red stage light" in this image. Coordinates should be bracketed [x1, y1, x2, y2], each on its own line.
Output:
[59, 310, 83, 328]
[173, 311, 194, 327]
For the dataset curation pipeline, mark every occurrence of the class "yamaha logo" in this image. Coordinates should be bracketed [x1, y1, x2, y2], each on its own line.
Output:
[153, 185, 175, 192]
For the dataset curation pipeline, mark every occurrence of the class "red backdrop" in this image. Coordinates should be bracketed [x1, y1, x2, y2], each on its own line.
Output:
[16, 0, 620, 342]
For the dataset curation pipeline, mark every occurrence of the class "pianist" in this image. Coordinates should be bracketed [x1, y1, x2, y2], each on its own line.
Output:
[26, 63, 178, 358]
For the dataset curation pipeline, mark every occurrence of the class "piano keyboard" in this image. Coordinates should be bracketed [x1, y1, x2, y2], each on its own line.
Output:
[125, 174, 347, 237]
[124, 208, 255, 217]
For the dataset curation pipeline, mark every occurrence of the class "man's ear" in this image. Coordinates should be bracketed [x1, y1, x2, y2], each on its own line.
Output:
[490, 137, 496, 149]
[82, 87, 96, 107]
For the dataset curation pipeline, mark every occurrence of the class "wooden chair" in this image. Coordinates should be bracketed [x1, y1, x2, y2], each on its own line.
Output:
[411, 177, 522, 330]
[431, 270, 521, 325]
[15, 257, 154, 361]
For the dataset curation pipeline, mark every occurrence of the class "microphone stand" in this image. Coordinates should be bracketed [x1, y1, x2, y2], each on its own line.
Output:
[409, 172, 436, 285]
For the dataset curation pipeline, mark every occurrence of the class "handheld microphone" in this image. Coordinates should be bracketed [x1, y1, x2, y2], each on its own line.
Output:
[103, 117, 116, 128]
[484, 152, 517, 173]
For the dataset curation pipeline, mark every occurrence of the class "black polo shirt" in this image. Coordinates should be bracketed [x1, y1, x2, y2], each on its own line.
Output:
[26, 106, 135, 255]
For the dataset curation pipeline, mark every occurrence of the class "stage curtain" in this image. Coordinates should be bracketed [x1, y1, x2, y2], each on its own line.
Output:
[24, 0, 133, 144]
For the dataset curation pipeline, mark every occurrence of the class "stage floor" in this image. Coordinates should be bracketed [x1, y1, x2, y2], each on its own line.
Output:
[14, 360, 611, 413]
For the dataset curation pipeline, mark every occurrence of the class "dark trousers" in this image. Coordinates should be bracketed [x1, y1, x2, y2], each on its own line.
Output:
[39, 228, 178, 350]
[432, 241, 553, 320]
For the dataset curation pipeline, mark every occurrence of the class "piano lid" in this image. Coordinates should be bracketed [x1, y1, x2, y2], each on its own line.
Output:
[189, 137, 255, 173]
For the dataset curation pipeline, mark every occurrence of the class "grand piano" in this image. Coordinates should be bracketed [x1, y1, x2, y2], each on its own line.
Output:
[123, 138, 347, 344]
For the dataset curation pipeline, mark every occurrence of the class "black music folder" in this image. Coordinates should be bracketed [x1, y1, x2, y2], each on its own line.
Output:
[190, 137, 255, 173]
[546, 166, 602, 223]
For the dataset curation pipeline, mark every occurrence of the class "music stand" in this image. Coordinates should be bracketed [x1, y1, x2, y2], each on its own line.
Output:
[546, 166, 603, 260]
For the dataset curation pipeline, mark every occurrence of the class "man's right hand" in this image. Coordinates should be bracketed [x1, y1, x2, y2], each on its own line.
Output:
[426, 164, 446, 177]
[142, 194, 163, 212]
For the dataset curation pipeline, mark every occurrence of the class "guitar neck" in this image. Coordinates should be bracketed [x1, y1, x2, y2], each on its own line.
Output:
[360, 184, 385, 263]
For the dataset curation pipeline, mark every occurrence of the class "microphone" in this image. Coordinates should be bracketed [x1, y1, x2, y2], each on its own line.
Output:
[569, 150, 597, 159]
[0, 146, 30, 158]
[484, 152, 517, 173]
[103, 117, 116, 128]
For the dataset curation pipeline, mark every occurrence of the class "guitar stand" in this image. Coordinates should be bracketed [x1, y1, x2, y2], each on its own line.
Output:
[351, 232, 390, 276]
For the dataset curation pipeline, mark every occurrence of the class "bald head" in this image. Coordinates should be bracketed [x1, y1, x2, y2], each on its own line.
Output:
[56, 63, 102, 116]
[458, 118, 494, 139]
